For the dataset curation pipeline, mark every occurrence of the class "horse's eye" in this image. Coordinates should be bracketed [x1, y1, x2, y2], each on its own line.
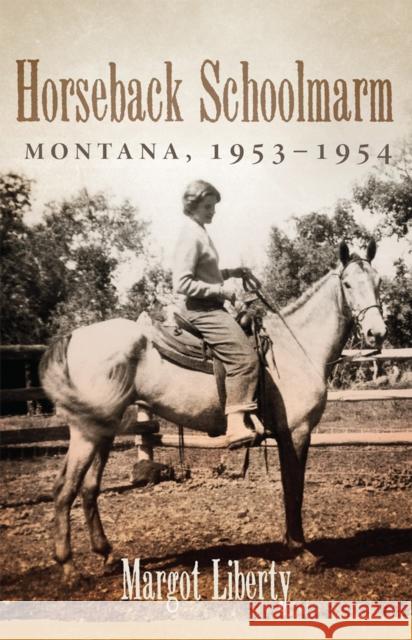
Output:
[343, 282, 351, 289]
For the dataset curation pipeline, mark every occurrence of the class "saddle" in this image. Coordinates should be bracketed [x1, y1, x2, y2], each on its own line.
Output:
[152, 308, 262, 411]
[152, 308, 259, 376]
[152, 316, 214, 374]
[151, 305, 275, 432]
[151, 272, 274, 381]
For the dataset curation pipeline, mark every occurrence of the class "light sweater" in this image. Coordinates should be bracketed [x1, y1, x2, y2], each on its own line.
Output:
[173, 217, 230, 299]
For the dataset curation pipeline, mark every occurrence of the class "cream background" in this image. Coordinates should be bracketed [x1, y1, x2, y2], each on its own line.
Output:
[1, 0, 411, 281]
[0, 2, 411, 637]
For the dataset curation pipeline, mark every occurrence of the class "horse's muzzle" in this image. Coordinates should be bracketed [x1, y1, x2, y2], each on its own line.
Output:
[366, 327, 386, 348]
[361, 307, 387, 348]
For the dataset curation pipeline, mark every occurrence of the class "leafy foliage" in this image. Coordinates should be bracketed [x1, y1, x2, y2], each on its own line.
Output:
[0, 173, 46, 343]
[37, 189, 149, 335]
[353, 141, 412, 238]
[381, 259, 412, 347]
[1, 176, 170, 343]
[120, 263, 173, 322]
[264, 202, 370, 306]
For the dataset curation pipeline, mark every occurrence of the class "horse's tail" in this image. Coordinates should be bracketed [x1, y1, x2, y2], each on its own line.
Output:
[39, 328, 147, 425]
[39, 333, 81, 415]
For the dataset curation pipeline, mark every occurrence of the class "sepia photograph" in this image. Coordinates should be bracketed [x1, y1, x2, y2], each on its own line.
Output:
[0, 1, 411, 638]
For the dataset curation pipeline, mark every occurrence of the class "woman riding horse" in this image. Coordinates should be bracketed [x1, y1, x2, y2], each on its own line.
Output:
[173, 180, 262, 448]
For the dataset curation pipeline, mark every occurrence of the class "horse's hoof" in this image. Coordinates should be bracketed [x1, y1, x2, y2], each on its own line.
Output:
[103, 553, 122, 576]
[282, 534, 305, 555]
[62, 561, 82, 587]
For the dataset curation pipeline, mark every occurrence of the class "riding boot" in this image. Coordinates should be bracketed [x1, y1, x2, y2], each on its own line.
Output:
[226, 411, 256, 449]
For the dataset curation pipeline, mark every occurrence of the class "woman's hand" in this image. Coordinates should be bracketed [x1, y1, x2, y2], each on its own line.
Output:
[230, 267, 253, 279]
[219, 285, 237, 305]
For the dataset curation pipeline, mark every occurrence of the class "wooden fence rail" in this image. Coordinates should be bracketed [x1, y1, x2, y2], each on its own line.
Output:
[1, 345, 412, 360]
[1, 387, 45, 403]
[0, 387, 412, 402]
[0, 345, 45, 359]
[135, 432, 412, 449]
[1, 422, 411, 449]
[0, 421, 159, 446]
[1, 346, 411, 451]
[1, 347, 411, 406]
[341, 348, 412, 362]
[2, 386, 412, 405]
[328, 389, 412, 402]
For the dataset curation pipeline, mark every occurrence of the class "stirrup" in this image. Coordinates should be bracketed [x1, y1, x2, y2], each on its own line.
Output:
[247, 413, 265, 435]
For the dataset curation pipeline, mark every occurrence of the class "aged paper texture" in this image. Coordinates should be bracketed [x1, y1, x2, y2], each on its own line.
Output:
[0, 1, 411, 638]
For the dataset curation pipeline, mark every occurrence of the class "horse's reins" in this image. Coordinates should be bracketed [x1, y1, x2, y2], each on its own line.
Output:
[179, 264, 381, 475]
[242, 272, 324, 380]
[242, 260, 382, 373]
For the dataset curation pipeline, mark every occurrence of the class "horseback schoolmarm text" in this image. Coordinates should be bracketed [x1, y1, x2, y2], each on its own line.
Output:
[16, 59, 393, 124]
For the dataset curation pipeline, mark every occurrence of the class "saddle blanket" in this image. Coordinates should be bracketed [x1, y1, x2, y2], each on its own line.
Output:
[152, 322, 214, 374]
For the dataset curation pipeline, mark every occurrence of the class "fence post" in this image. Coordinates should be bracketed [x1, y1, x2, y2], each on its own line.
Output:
[24, 360, 35, 416]
[136, 435, 154, 462]
[135, 402, 154, 462]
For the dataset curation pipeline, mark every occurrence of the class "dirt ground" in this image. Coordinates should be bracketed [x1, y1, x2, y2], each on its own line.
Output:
[0, 402, 411, 601]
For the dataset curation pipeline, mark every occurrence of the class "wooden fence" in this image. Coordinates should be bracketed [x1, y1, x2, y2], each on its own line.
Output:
[0, 345, 411, 454]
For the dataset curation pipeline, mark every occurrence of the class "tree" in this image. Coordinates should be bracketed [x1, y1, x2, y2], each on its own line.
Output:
[35, 188, 150, 336]
[352, 140, 412, 348]
[264, 227, 301, 307]
[48, 246, 119, 335]
[353, 140, 412, 239]
[1, 177, 156, 342]
[120, 263, 173, 322]
[264, 202, 370, 306]
[381, 259, 412, 347]
[0, 173, 47, 343]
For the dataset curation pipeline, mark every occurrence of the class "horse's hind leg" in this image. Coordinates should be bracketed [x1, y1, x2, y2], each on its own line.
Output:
[54, 425, 98, 582]
[81, 435, 115, 568]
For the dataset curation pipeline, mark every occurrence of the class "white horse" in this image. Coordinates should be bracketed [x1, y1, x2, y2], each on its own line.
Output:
[40, 240, 386, 581]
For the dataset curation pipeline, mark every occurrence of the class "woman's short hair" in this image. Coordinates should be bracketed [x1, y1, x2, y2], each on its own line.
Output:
[182, 180, 221, 216]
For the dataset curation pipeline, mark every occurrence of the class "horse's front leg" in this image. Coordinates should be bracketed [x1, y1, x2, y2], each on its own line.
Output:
[81, 435, 115, 570]
[54, 426, 98, 584]
[277, 422, 310, 552]
[278, 422, 325, 573]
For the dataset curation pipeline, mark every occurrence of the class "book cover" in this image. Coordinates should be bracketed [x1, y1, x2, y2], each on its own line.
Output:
[0, 1, 411, 638]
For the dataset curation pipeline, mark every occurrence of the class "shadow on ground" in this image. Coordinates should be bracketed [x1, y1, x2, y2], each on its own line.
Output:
[3, 525, 410, 600]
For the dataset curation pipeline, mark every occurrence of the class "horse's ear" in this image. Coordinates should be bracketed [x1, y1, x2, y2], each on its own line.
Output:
[366, 238, 377, 262]
[339, 241, 350, 267]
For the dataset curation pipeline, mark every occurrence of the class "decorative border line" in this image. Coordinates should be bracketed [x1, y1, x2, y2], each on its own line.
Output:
[250, 619, 410, 638]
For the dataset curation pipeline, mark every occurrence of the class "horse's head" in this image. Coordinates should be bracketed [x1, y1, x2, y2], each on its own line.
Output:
[339, 239, 386, 348]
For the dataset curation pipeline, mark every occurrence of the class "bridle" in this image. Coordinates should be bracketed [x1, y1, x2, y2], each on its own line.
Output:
[336, 258, 383, 340]
[242, 260, 382, 333]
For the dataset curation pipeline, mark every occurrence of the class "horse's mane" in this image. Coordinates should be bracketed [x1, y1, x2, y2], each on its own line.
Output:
[281, 253, 366, 317]
[282, 272, 332, 317]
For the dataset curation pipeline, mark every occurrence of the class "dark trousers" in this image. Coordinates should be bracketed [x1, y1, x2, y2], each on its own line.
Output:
[181, 299, 259, 414]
